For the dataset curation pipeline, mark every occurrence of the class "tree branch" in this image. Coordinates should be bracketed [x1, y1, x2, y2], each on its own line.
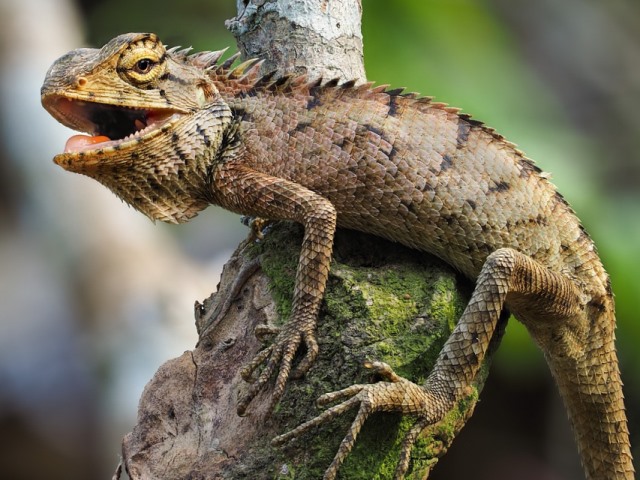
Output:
[226, 0, 365, 81]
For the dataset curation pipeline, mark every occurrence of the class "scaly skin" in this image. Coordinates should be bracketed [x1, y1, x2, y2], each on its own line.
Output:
[41, 33, 633, 479]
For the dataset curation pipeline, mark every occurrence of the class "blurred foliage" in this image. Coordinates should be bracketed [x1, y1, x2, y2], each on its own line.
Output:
[78, 0, 639, 443]
[79, 0, 236, 49]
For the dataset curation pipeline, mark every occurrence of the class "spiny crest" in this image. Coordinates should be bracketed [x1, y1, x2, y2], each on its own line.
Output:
[187, 48, 229, 69]
[186, 49, 262, 79]
[166, 45, 194, 60]
[167, 45, 261, 81]
[219, 52, 242, 70]
[182, 47, 547, 181]
[178, 47, 404, 103]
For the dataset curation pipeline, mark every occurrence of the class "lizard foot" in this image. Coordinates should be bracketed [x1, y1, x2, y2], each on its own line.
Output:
[240, 215, 273, 241]
[272, 361, 447, 480]
[237, 321, 319, 415]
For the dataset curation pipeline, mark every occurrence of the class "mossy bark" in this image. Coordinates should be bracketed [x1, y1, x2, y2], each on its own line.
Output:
[120, 223, 505, 479]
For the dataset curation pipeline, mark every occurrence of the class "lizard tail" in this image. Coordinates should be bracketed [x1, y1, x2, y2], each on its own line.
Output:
[548, 305, 634, 479]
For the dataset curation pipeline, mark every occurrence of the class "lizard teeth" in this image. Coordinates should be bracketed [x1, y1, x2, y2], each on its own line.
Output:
[56, 105, 181, 155]
[134, 119, 147, 131]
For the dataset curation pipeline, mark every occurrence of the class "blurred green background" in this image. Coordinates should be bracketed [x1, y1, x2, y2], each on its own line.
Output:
[0, 0, 637, 479]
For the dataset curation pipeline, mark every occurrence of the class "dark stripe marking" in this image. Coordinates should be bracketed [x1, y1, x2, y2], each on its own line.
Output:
[456, 119, 471, 148]
[388, 146, 398, 161]
[292, 120, 312, 133]
[232, 107, 254, 123]
[388, 94, 400, 117]
[587, 298, 606, 313]
[519, 158, 543, 178]
[365, 124, 384, 138]
[401, 199, 417, 214]
[166, 73, 190, 85]
[488, 181, 510, 193]
[441, 154, 453, 171]
[306, 94, 321, 110]
[441, 214, 455, 226]
[196, 124, 212, 148]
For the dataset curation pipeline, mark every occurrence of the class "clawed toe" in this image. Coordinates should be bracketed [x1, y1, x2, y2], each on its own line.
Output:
[240, 346, 273, 382]
[272, 363, 445, 480]
[254, 324, 280, 342]
[237, 325, 317, 414]
[363, 360, 402, 382]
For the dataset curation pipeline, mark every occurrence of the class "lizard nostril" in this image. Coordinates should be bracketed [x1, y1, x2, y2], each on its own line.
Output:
[76, 77, 88, 88]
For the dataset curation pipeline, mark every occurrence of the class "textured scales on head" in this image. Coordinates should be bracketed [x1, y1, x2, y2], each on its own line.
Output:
[41, 33, 235, 223]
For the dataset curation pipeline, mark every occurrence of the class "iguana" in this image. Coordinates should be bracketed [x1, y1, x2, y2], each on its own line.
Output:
[41, 33, 634, 479]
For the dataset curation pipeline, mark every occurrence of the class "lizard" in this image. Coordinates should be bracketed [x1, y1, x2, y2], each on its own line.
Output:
[40, 33, 633, 479]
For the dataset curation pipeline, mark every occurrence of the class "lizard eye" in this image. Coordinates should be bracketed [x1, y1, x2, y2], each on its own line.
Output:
[135, 58, 155, 74]
[117, 40, 167, 88]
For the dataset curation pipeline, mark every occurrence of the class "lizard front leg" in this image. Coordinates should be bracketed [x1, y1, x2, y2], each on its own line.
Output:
[274, 248, 586, 479]
[212, 163, 337, 414]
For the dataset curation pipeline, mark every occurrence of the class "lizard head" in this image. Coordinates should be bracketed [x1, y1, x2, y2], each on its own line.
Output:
[41, 32, 233, 223]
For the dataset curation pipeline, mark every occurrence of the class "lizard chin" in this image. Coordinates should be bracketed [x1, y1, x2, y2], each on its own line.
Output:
[43, 96, 182, 159]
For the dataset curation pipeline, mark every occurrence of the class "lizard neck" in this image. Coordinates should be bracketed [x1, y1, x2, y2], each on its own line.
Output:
[72, 102, 234, 224]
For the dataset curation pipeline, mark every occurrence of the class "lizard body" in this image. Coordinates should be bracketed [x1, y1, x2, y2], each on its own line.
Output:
[41, 33, 633, 479]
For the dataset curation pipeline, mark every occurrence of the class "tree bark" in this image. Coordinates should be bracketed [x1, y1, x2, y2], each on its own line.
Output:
[226, 0, 366, 82]
[119, 2, 504, 479]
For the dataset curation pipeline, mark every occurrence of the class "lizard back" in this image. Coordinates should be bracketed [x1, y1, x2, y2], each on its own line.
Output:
[211, 64, 607, 297]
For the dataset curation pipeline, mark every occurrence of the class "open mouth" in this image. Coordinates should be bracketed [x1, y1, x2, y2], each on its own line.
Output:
[43, 97, 180, 154]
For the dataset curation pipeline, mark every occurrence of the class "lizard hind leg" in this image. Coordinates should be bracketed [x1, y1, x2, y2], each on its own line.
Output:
[274, 248, 589, 479]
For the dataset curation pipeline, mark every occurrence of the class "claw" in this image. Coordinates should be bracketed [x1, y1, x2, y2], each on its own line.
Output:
[272, 363, 444, 480]
[238, 353, 279, 415]
[237, 328, 308, 414]
[240, 345, 273, 382]
[290, 332, 318, 379]
[323, 401, 371, 480]
[364, 360, 402, 382]
[241, 215, 272, 241]
[254, 324, 280, 342]
[272, 395, 362, 446]
[394, 417, 430, 478]
[316, 384, 367, 406]
[237, 320, 321, 415]
[274, 392, 371, 480]
[269, 331, 304, 409]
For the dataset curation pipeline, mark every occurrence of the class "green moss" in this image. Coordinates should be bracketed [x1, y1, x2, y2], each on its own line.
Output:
[251, 222, 302, 321]
[246, 224, 497, 479]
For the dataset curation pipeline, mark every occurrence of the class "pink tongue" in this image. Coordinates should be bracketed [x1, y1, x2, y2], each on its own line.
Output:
[64, 134, 111, 153]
